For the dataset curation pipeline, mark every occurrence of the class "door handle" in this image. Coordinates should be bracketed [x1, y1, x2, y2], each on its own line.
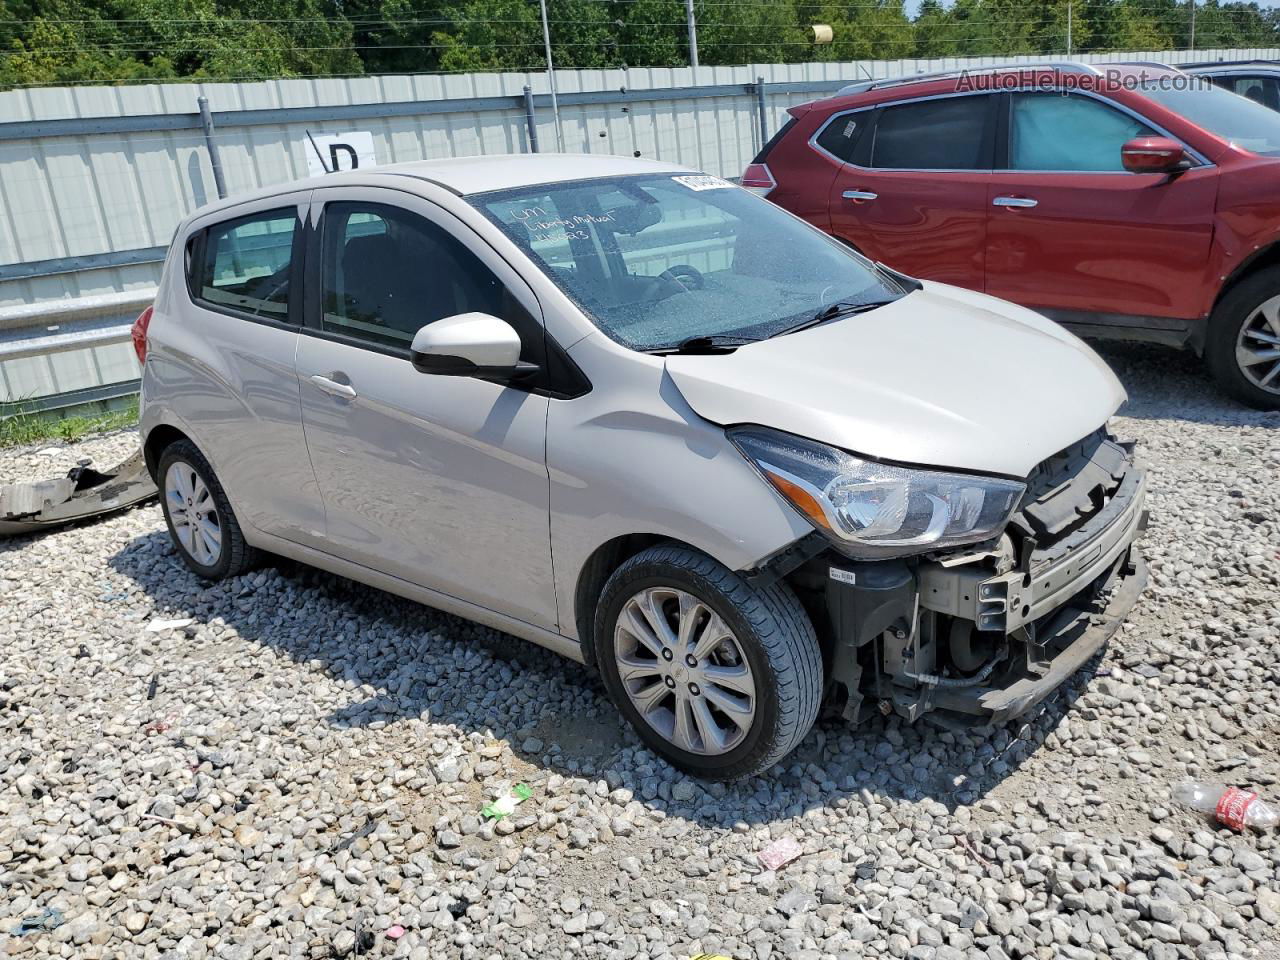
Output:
[993, 196, 1038, 208]
[842, 190, 878, 202]
[309, 374, 357, 400]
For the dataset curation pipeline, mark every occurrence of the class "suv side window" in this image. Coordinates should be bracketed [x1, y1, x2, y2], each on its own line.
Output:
[815, 113, 865, 163]
[871, 95, 992, 169]
[193, 208, 297, 321]
[1009, 93, 1156, 171]
[1208, 74, 1280, 111]
[319, 201, 514, 351]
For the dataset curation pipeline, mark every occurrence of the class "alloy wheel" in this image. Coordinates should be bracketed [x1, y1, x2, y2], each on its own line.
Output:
[1237, 294, 1280, 395]
[612, 587, 757, 756]
[164, 461, 222, 567]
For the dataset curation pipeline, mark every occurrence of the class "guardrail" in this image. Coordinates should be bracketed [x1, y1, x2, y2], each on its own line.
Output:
[0, 290, 154, 362]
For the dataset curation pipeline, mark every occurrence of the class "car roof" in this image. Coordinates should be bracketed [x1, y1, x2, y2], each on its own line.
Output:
[187, 153, 696, 222]
[385, 153, 694, 194]
[1183, 59, 1280, 73]
[820, 60, 1182, 109]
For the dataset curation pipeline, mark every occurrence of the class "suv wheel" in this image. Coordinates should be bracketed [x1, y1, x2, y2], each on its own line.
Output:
[157, 439, 259, 579]
[595, 544, 821, 780]
[1206, 268, 1280, 410]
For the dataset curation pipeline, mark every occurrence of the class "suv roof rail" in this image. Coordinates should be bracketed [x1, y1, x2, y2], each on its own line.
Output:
[834, 60, 1104, 97]
[1182, 57, 1279, 69]
[1103, 59, 1185, 71]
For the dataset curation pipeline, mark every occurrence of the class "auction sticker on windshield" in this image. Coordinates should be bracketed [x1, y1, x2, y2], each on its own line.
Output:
[672, 174, 733, 191]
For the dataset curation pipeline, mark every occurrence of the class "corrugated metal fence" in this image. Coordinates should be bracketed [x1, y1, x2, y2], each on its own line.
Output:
[1, 47, 1275, 414]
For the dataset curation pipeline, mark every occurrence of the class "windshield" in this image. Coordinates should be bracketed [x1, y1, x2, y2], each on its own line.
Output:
[472, 173, 905, 351]
[1139, 79, 1280, 157]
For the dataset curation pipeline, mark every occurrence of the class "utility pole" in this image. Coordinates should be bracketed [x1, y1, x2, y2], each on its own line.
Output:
[1189, 0, 1196, 51]
[538, 0, 564, 151]
[1067, 1, 1072, 56]
[685, 0, 699, 67]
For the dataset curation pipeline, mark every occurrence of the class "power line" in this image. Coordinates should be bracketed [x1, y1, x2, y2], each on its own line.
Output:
[0, 43, 1235, 89]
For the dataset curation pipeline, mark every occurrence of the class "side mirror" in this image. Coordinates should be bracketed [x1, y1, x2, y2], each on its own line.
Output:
[410, 313, 538, 382]
[1121, 137, 1189, 174]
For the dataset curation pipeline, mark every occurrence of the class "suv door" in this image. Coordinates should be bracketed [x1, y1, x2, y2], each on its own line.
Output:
[177, 193, 328, 547]
[984, 91, 1218, 329]
[825, 92, 996, 289]
[297, 187, 557, 630]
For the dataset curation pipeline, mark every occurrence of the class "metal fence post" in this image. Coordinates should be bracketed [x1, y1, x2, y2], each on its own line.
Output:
[686, 0, 699, 68]
[754, 77, 769, 149]
[197, 96, 228, 200]
[523, 85, 540, 153]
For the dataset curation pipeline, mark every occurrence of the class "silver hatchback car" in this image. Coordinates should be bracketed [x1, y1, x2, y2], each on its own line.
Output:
[136, 155, 1148, 779]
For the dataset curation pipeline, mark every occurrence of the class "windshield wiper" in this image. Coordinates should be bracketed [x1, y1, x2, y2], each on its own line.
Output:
[775, 298, 899, 338]
[646, 334, 758, 355]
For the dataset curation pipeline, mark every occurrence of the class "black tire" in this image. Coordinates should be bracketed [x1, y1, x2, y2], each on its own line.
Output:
[594, 544, 822, 780]
[1205, 268, 1280, 410]
[157, 439, 259, 580]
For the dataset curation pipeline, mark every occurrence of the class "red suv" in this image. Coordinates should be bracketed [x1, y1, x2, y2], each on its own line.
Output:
[747, 62, 1280, 409]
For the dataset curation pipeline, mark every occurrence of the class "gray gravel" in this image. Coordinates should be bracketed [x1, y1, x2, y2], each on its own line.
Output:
[1, 344, 1278, 960]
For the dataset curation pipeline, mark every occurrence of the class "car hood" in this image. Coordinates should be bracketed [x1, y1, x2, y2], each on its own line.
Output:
[665, 281, 1126, 478]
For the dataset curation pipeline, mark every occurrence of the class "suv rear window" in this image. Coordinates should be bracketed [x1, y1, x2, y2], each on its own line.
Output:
[872, 95, 991, 170]
[192, 209, 297, 321]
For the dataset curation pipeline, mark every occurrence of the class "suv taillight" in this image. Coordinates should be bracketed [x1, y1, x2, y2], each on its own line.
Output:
[131, 305, 153, 366]
[740, 162, 777, 197]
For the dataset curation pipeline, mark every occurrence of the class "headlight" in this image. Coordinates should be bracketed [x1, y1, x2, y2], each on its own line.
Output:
[729, 426, 1026, 559]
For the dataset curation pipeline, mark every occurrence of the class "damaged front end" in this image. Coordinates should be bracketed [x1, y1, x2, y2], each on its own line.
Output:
[0, 449, 158, 538]
[766, 429, 1149, 727]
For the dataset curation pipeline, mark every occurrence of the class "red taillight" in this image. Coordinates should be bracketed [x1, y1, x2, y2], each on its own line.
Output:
[131, 305, 153, 366]
[740, 162, 777, 197]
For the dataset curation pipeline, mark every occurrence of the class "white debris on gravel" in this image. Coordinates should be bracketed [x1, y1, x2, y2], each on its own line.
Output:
[1, 344, 1278, 960]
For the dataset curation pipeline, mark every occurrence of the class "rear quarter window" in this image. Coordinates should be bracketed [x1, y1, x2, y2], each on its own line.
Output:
[814, 114, 865, 162]
[189, 208, 299, 322]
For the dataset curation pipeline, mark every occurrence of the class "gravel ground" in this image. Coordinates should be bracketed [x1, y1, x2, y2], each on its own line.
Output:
[1, 344, 1278, 960]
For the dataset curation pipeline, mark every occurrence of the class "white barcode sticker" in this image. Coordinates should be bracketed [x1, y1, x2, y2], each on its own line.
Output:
[672, 174, 734, 191]
[829, 567, 857, 585]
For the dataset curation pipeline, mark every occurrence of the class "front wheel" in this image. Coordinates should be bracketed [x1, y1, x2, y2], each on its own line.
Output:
[595, 544, 822, 780]
[1205, 269, 1280, 410]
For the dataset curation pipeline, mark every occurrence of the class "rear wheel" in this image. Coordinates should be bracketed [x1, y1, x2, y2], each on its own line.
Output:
[595, 544, 821, 780]
[1205, 269, 1280, 410]
[157, 439, 259, 579]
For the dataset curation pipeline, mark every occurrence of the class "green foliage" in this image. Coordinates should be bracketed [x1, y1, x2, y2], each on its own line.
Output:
[0, 398, 139, 449]
[1, 0, 1277, 89]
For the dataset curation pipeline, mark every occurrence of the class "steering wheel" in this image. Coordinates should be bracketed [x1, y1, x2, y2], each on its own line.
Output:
[659, 264, 706, 291]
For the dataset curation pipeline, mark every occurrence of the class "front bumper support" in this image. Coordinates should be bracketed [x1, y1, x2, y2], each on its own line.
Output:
[918, 469, 1147, 634]
[926, 548, 1148, 724]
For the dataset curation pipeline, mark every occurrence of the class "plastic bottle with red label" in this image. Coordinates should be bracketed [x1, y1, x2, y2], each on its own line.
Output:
[1172, 782, 1279, 831]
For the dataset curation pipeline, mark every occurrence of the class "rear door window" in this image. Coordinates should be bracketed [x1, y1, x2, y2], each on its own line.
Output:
[1009, 93, 1156, 171]
[871, 95, 993, 170]
[193, 209, 298, 321]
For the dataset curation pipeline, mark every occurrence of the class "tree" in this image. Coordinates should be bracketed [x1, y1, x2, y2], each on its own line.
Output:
[2, 0, 1277, 91]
